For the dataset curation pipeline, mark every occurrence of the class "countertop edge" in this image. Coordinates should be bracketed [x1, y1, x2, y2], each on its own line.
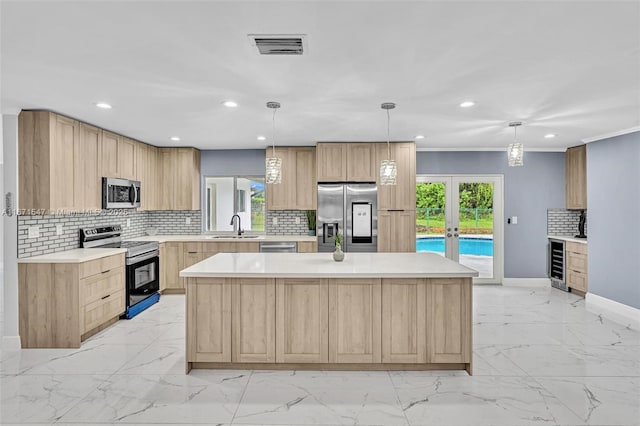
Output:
[18, 248, 127, 264]
[547, 235, 588, 244]
[180, 272, 479, 279]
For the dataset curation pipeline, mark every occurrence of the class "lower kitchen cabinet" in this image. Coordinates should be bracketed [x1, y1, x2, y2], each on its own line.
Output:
[328, 279, 382, 363]
[232, 278, 276, 363]
[382, 279, 427, 363]
[186, 278, 232, 362]
[162, 242, 184, 291]
[296, 241, 318, 252]
[18, 253, 126, 348]
[566, 242, 588, 293]
[276, 279, 329, 363]
[378, 210, 416, 252]
[427, 279, 471, 364]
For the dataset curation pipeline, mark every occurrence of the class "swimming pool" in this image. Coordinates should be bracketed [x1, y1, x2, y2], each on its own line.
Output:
[416, 237, 493, 256]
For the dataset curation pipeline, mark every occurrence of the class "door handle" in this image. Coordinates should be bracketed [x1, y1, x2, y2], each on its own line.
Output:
[446, 233, 452, 238]
[454, 233, 459, 238]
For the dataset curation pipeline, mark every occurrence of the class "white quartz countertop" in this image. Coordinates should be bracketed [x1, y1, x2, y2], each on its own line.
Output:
[547, 235, 588, 244]
[180, 252, 479, 279]
[18, 248, 127, 264]
[129, 234, 317, 243]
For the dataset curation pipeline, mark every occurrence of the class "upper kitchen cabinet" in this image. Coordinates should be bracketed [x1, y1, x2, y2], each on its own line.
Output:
[267, 147, 317, 210]
[136, 142, 159, 210]
[566, 144, 587, 210]
[376, 142, 416, 210]
[159, 147, 201, 210]
[75, 123, 102, 210]
[19, 111, 79, 211]
[101, 132, 136, 180]
[316, 143, 376, 182]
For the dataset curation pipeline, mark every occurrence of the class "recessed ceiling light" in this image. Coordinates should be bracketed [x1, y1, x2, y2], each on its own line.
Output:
[170, 136, 180, 142]
[95, 102, 112, 109]
[222, 101, 238, 108]
[459, 101, 475, 108]
[544, 133, 556, 139]
[257, 136, 266, 141]
[415, 135, 425, 140]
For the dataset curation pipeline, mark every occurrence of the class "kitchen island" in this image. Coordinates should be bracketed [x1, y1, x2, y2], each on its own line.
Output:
[180, 252, 478, 374]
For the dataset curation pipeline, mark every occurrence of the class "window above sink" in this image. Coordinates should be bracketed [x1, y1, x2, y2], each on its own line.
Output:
[204, 176, 265, 234]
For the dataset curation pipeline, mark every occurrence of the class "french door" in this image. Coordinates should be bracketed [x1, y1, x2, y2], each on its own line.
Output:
[416, 175, 504, 284]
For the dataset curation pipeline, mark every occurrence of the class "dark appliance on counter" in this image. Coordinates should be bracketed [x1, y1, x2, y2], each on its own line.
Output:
[548, 238, 567, 291]
[575, 210, 587, 239]
[102, 177, 141, 209]
[80, 225, 159, 318]
[317, 183, 377, 252]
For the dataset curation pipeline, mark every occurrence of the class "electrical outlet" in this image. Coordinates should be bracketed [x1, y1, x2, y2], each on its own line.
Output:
[126, 219, 131, 227]
[56, 224, 63, 236]
[272, 217, 278, 225]
[295, 217, 300, 225]
[28, 226, 39, 239]
[186, 217, 191, 225]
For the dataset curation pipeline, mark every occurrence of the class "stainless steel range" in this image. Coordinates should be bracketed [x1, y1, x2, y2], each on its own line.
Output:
[80, 225, 160, 318]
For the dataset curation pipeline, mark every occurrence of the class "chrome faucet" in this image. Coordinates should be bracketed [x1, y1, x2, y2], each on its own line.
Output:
[230, 214, 243, 236]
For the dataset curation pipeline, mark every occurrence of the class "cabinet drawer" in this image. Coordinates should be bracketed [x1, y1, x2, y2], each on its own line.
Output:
[80, 254, 124, 279]
[81, 267, 125, 305]
[567, 251, 587, 273]
[567, 270, 587, 292]
[183, 242, 201, 254]
[83, 289, 125, 333]
[566, 241, 587, 255]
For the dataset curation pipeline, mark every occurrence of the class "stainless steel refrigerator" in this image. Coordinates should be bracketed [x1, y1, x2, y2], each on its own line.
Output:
[317, 183, 377, 252]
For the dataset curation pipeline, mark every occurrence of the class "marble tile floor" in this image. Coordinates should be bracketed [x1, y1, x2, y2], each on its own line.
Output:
[0, 286, 639, 425]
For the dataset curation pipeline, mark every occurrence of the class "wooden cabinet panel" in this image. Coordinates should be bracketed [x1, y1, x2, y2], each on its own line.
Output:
[566, 145, 587, 210]
[376, 142, 416, 210]
[232, 278, 276, 362]
[79, 253, 124, 279]
[101, 131, 119, 178]
[147, 145, 159, 210]
[347, 143, 376, 182]
[276, 279, 329, 363]
[118, 137, 136, 180]
[159, 243, 167, 291]
[317, 143, 347, 182]
[297, 241, 317, 252]
[50, 114, 77, 210]
[83, 289, 125, 334]
[378, 210, 416, 252]
[80, 267, 125, 305]
[184, 242, 204, 269]
[159, 148, 175, 210]
[187, 278, 231, 362]
[566, 242, 587, 293]
[427, 279, 471, 364]
[382, 279, 426, 363]
[266, 147, 317, 210]
[76, 123, 102, 210]
[163, 242, 184, 289]
[135, 143, 148, 210]
[567, 251, 587, 272]
[159, 147, 200, 210]
[328, 278, 381, 363]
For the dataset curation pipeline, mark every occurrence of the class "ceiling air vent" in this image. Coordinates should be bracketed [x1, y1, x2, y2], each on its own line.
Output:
[249, 34, 307, 55]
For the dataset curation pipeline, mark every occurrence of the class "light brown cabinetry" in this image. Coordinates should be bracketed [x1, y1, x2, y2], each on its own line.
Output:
[75, 123, 102, 210]
[118, 137, 137, 180]
[136, 143, 159, 210]
[101, 130, 119, 178]
[328, 279, 382, 363]
[382, 279, 427, 363]
[266, 147, 317, 210]
[19, 111, 78, 211]
[187, 277, 232, 362]
[159, 147, 201, 210]
[566, 145, 587, 210]
[427, 279, 471, 364]
[316, 142, 377, 182]
[297, 241, 318, 252]
[376, 142, 416, 210]
[566, 242, 588, 293]
[378, 210, 416, 252]
[232, 278, 276, 362]
[276, 279, 329, 363]
[101, 132, 136, 179]
[18, 253, 125, 348]
[162, 242, 184, 291]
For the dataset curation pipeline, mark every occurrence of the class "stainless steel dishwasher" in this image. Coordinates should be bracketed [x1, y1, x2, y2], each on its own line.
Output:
[259, 241, 298, 253]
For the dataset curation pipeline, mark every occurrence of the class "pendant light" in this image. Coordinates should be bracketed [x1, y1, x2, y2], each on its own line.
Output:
[380, 102, 397, 185]
[507, 121, 524, 167]
[265, 101, 282, 184]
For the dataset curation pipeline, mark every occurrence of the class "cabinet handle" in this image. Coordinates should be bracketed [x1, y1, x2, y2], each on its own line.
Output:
[187, 251, 198, 254]
[101, 269, 111, 274]
[101, 294, 111, 300]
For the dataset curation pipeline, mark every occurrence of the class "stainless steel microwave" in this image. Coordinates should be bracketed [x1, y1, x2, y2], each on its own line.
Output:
[102, 177, 141, 209]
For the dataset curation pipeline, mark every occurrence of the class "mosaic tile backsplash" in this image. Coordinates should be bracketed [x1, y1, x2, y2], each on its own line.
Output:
[547, 208, 587, 236]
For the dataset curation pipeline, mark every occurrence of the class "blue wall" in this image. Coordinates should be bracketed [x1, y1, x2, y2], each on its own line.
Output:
[417, 151, 566, 278]
[587, 132, 640, 309]
[201, 149, 566, 278]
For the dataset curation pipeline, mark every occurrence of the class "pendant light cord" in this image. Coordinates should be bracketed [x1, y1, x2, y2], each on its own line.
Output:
[271, 107, 277, 157]
[386, 108, 391, 159]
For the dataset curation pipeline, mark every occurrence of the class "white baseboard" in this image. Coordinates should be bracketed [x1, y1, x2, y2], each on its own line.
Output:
[502, 278, 551, 287]
[1, 335, 21, 351]
[586, 293, 640, 331]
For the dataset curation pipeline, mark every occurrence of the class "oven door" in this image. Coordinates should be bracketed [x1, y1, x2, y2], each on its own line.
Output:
[126, 253, 159, 307]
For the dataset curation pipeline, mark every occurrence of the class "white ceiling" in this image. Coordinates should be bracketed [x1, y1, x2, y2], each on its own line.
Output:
[2, 1, 639, 151]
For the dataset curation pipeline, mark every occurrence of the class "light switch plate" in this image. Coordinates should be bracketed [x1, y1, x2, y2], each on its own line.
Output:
[512, 216, 518, 224]
[186, 217, 191, 225]
[272, 217, 278, 225]
[295, 217, 300, 225]
[28, 226, 39, 239]
[56, 224, 63, 236]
